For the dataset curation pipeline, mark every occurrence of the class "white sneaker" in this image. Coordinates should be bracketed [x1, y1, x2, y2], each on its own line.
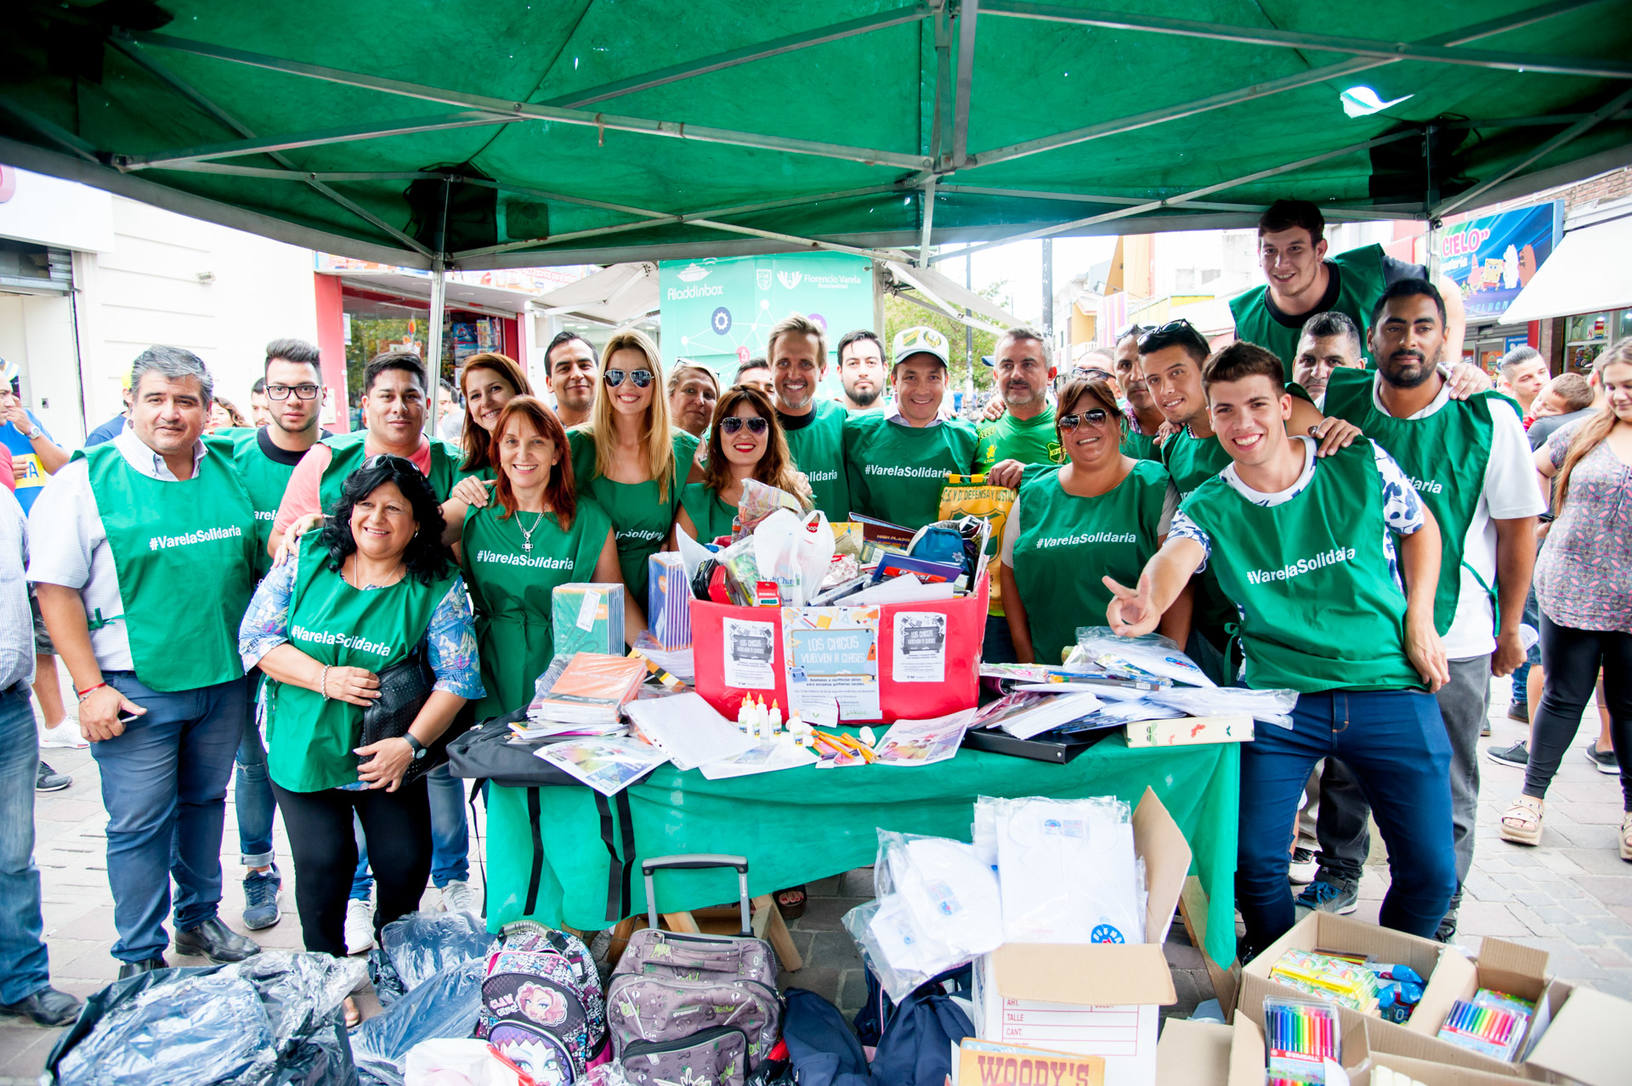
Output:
[344, 897, 376, 954]
[440, 878, 483, 917]
[39, 722, 88, 749]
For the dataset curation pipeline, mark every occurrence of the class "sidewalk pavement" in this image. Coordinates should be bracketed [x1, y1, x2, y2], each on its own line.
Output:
[2, 675, 1626, 1080]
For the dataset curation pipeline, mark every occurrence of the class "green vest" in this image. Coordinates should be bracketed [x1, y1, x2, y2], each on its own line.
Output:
[1228, 244, 1389, 367]
[80, 440, 258, 692]
[1119, 423, 1161, 463]
[1013, 461, 1170, 665]
[462, 499, 613, 719]
[781, 399, 850, 522]
[974, 406, 1065, 472]
[679, 482, 738, 543]
[842, 413, 978, 529]
[317, 430, 463, 512]
[567, 427, 699, 603]
[266, 542, 453, 792]
[1321, 367, 1510, 635]
[221, 427, 302, 581]
[1179, 440, 1422, 692]
[1159, 426, 1238, 639]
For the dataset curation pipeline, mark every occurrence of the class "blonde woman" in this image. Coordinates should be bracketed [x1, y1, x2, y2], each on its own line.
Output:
[566, 329, 699, 602]
[1502, 339, 1632, 859]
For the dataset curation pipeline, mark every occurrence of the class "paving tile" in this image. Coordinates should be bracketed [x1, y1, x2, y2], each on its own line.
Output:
[1453, 900, 1530, 939]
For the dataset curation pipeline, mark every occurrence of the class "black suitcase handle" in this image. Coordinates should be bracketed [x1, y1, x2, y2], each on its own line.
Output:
[643, 853, 751, 936]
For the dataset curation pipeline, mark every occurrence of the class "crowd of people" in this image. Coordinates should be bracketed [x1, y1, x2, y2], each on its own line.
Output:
[0, 197, 1626, 1031]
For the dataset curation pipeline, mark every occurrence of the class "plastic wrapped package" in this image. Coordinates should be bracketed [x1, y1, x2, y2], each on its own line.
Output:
[1068, 627, 1215, 688]
[980, 795, 1146, 945]
[402, 1038, 523, 1085]
[353, 959, 487, 1086]
[735, 478, 806, 535]
[1148, 685, 1299, 729]
[49, 951, 364, 1086]
[369, 911, 495, 1006]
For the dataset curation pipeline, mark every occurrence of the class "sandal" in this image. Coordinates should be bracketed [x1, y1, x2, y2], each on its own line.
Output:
[1620, 813, 1631, 863]
[1499, 796, 1544, 846]
[774, 885, 807, 920]
[343, 995, 361, 1029]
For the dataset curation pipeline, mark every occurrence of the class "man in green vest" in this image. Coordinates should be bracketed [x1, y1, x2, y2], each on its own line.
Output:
[1229, 199, 1466, 367]
[220, 337, 328, 934]
[1106, 340, 1456, 957]
[835, 329, 887, 413]
[769, 314, 850, 521]
[29, 346, 263, 976]
[1307, 280, 1541, 939]
[843, 326, 980, 531]
[1291, 311, 1367, 409]
[1112, 326, 1166, 460]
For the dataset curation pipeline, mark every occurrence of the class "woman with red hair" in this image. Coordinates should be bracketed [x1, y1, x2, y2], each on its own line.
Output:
[443, 396, 642, 719]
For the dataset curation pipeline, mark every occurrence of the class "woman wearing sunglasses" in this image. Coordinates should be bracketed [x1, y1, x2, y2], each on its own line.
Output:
[999, 375, 1188, 665]
[566, 330, 700, 603]
[675, 385, 811, 544]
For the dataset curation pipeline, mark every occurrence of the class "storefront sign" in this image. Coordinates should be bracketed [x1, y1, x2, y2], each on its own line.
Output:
[659, 252, 874, 387]
[1440, 201, 1562, 321]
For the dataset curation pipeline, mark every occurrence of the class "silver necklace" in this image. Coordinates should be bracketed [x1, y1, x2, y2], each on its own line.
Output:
[517, 511, 546, 552]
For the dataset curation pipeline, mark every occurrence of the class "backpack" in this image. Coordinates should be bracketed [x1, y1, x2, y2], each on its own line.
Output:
[867, 970, 975, 1086]
[780, 988, 872, 1086]
[475, 922, 608, 1084]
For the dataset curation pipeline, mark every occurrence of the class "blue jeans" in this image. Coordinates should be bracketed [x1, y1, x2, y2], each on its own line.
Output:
[349, 762, 469, 897]
[0, 684, 50, 1002]
[234, 676, 276, 867]
[94, 671, 246, 962]
[1237, 689, 1455, 955]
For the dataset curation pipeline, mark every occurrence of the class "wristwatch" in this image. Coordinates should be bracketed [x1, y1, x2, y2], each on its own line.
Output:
[25, 425, 42, 441]
[403, 733, 427, 760]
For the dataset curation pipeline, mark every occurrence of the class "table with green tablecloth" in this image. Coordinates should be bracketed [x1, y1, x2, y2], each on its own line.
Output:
[482, 733, 1239, 966]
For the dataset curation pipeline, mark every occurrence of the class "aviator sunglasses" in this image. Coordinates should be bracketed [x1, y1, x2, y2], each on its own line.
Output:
[718, 415, 770, 436]
[603, 368, 655, 389]
[1058, 408, 1111, 431]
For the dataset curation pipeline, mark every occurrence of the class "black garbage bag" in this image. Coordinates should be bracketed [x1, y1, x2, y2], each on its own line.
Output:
[367, 910, 494, 1007]
[352, 958, 486, 1086]
[45, 951, 362, 1086]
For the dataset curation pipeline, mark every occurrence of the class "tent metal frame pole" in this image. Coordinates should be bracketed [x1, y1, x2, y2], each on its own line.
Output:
[0, 100, 100, 164]
[967, 0, 1607, 168]
[124, 31, 932, 171]
[1433, 85, 1632, 218]
[951, 0, 980, 168]
[427, 254, 447, 435]
[686, 219, 910, 263]
[917, 178, 937, 267]
[929, 0, 953, 167]
[110, 39, 434, 257]
[151, 163, 443, 182]
[116, 111, 528, 170]
[937, 129, 1417, 260]
[979, 1, 1630, 79]
[934, 184, 1425, 219]
[547, 3, 935, 108]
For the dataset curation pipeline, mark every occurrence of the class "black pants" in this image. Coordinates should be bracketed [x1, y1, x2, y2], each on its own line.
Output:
[1523, 614, 1632, 810]
[271, 778, 432, 957]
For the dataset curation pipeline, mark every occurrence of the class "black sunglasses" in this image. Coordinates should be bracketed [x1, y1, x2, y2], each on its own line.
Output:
[718, 415, 770, 436]
[1059, 408, 1111, 431]
[604, 368, 655, 389]
[1136, 319, 1202, 351]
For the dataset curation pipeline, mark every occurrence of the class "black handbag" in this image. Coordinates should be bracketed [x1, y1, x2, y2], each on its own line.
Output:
[357, 642, 472, 786]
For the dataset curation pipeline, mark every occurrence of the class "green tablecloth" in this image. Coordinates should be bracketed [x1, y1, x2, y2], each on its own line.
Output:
[484, 733, 1239, 965]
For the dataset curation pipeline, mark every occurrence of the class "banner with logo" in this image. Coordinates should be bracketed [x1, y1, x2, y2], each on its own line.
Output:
[659, 252, 874, 389]
[1439, 201, 1563, 321]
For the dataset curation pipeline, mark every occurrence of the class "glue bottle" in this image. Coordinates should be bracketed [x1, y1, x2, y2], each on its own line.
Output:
[768, 700, 783, 734]
[757, 697, 774, 741]
[736, 698, 752, 733]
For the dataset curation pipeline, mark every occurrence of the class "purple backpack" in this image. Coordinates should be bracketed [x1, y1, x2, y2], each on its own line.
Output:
[475, 922, 608, 1084]
[605, 856, 784, 1086]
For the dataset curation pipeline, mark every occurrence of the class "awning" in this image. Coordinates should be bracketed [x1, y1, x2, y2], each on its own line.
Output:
[882, 261, 1023, 334]
[534, 262, 659, 325]
[1500, 214, 1632, 324]
[319, 267, 536, 315]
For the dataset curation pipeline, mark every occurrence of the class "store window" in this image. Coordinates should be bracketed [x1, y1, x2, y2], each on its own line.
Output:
[1563, 309, 1632, 372]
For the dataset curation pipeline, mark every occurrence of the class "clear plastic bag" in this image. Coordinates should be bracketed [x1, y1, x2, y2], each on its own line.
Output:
[353, 959, 487, 1085]
[1068, 627, 1215, 688]
[403, 1038, 523, 1085]
[1149, 685, 1299, 729]
[50, 951, 364, 1086]
[369, 910, 496, 1006]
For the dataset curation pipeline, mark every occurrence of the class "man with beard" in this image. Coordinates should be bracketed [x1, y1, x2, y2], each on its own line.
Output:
[836, 330, 887, 413]
[1315, 279, 1541, 938]
[769, 315, 850, 521]
[546, 332, 598, 429]
[975, 327, 1064, 475]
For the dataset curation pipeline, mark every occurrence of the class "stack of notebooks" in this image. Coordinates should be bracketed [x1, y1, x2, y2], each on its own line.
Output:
[551, 583, 626, 659]
[525, 652, 647, 729]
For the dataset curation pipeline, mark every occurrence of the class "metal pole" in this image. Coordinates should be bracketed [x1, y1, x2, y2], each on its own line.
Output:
[1041, 238, 1054, 341]
[428, 255, 446, 436]
[965, 255, 975, 396]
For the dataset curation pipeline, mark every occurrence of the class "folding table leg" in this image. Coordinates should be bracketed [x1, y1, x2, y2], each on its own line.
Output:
[750, 895, 804, 971]
[1178, 874, 1240, 1017]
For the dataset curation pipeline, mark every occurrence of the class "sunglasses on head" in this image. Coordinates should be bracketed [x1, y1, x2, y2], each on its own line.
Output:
[1136, 319, 1202, 351]
[603, 368, 655, 389]
[1058, 408, 1111, 431]
[1072, 366, 1114, 382]
[718, 415, 769, 436]
[361, 453, 417, 472]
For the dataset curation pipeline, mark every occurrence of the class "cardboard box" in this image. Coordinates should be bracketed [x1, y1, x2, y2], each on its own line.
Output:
[973, 789, 1191, 1086]
[1154, 1018, 1259, 1086]
[955, 1038, 1107, 1085]
[1124, 713, 1253, 748]
[1523, 979, 1632, 1086]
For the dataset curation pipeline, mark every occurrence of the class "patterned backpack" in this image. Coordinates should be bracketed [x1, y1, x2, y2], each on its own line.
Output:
[475, 922, 608, 1084]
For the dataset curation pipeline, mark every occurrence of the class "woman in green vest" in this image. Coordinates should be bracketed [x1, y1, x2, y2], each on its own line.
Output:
[453, 351, 533, 479]
[239, 456, 482, 1025]
[1000, 375, 1186, 665]
[674, 384, 811, 544]
[444, 395, 641, 719]
[567, 329, 700, 604]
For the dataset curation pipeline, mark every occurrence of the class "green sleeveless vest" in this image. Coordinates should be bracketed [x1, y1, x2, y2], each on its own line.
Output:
[1159, 426, 1238, 640]
[266, 541, 453, 792]
[1119, 424, 1160, 463]
[842, 413, 978, 529]
[317, 430, 463, 512]
[1179, 440, 1422, 692]
[80, 439, 258, 692]
[461, 498, 613, 719]
[220, 427, 302, 581]
[781, 399, 850, 522]
[679, 482, 738, 543]
[1013, 460, 1170, 665]
[567, 427, 699, 603]
[1321, 367, 1510, 635]
[1228, 244, 1389, 367]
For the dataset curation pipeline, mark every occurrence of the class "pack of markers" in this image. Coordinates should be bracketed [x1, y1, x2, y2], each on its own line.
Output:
[1434, 987, 1534, 1061]
[1263, 997, 1341, 1084]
